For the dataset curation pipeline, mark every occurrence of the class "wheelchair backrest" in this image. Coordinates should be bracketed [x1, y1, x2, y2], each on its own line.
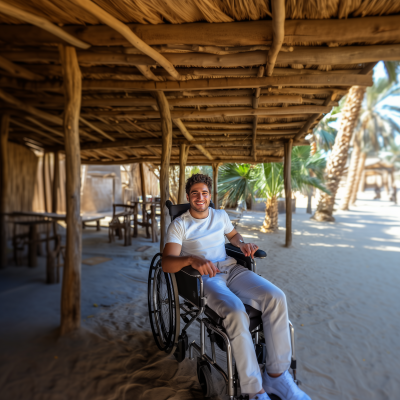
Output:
[166, 200, 215, 221]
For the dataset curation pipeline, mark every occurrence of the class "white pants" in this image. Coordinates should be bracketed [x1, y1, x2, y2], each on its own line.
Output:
[203, 260, 291, 394]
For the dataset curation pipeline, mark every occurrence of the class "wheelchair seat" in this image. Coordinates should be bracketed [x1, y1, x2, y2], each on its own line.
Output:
[205, 304, 262, 332]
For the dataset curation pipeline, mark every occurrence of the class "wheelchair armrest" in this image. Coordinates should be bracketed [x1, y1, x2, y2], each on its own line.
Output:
[225, 243, 267, 259]
[180, 265, 202, 278]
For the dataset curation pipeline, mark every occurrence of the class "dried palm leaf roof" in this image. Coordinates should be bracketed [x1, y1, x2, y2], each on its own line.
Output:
[0, 0, 400, 165]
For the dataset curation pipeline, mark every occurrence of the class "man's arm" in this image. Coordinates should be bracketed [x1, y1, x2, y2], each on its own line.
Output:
[162, 243, 220, 277]
[225, 229, 259, 259]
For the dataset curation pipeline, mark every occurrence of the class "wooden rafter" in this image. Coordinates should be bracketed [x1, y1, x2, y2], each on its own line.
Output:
[72, 0, 181, 80]
[173, 119, 214, 161]
[0, 1, 90, 49]
[0, 55, 44, 81]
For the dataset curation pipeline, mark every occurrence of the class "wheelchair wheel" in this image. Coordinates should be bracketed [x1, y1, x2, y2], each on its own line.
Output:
[148, 253, 180, 354]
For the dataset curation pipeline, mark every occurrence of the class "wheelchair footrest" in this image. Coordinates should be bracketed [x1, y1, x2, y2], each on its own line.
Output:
[174, 332, 188, 363]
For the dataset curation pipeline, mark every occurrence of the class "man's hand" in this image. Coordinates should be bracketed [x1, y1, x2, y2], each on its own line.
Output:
[239, 242, 259, 259]
[191, 256, 220, 278]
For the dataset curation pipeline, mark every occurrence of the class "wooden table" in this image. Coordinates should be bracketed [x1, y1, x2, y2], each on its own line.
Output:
[131, 201, 160, 243]
[9, 211, 107, 229]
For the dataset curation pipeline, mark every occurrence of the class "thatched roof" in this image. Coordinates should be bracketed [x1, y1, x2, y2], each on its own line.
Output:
[1, 0, 400, 165]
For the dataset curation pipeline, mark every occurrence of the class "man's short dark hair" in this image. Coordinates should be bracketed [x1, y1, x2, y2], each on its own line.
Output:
[185, 173, 212, 195]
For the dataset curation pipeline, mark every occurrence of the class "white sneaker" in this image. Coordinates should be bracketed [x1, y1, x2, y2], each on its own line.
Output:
[250, 392, 271, 400]
[262, 370, 311, 400]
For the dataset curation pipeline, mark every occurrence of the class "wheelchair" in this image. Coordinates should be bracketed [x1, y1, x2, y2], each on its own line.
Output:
[147, 200, 298, 399]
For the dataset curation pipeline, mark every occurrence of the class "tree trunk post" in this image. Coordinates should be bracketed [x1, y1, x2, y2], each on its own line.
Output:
[0, 113, 10, 269]
[59, 45, 82, 335]
[52, 151, 59, 213]
[178, 143, 189, 204]
[154, 91, 172, 252]
[212, 163, 220, 208]
[284, 139, 293, 247]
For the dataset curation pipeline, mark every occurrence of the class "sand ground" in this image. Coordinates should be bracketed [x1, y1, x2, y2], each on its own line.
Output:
[0, 189, 399, 400]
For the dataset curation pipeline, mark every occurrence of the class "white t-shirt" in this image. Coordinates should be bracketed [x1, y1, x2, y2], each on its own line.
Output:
[166, 208, 235, 263]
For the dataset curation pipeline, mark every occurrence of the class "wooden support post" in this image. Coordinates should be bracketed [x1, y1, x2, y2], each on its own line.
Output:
[42, 152, 48, 213]
[59, 45, 82, 335]
[0, 113, 9, 269]
[52, 151, 59, 213]
[154, 91, 172, 252]
[139, 162, 147, 230]
[284, 139, 293, 248]
[212, 163, 221, 208]
[178, 143, 189, 204]
[139, 163, 147, 200]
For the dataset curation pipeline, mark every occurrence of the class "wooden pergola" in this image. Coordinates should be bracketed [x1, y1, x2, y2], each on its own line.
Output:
[0, 0, 399, 334]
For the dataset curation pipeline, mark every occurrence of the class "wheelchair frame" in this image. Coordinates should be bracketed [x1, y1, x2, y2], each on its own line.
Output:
[147, 202, 298, 399]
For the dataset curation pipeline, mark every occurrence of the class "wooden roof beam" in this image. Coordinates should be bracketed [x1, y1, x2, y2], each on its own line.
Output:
[81, 156, 284, 166]
[84, 105, 330, 120]
[4, 45, 399, 68]
[0, 1, 90, 49]
[79, 74, 372, 91]
[73, 0, 181, 80]
[2, 16, 400, 47]
[267, 0, 285, 76]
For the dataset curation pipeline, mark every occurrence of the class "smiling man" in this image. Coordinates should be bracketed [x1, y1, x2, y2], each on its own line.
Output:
[162, 173, 310, 400]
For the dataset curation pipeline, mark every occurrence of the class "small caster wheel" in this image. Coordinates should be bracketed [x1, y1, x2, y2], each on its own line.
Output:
[197, 359, 216, 398]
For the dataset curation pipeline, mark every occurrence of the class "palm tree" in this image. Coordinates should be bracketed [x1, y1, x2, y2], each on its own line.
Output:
[340, 80, 400, 209]
[312, 85, 366, 221]
[256, 146, 329, 232]
[313, 61, 400, 221]
[218, 163, 254, 209]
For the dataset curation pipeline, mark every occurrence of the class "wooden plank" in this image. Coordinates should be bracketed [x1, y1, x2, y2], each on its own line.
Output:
[284, 139, 293, 247]
[2, 16, 400, 47]
[154, 91, 172, 252]
[0, 113, 9, 268]
[0, 1, 90, 49]
[59, 45, 82, 335]
[267, 0, 285, 76]
[0, 55, 44, 81]
[178, 144, 189, 204]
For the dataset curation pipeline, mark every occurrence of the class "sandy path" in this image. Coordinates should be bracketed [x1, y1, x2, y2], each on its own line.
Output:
[238, 192, 400, 400]
[0, 190, 399, 400]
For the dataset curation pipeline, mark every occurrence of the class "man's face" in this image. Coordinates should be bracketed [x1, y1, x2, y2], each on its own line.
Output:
[187, 182, 211, 213]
